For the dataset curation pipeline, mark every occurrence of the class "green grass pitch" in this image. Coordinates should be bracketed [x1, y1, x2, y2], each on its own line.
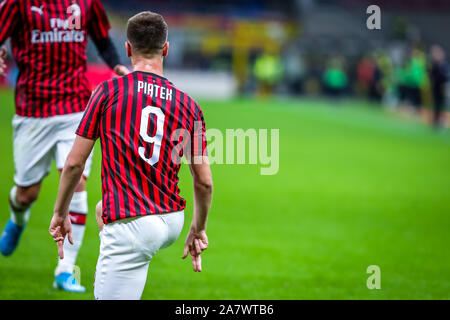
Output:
[0, 89, 449, 299]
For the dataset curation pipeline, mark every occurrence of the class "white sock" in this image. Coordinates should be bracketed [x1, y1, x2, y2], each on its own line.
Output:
[55, 191, 88, 275]
[9, 186, 31, 226]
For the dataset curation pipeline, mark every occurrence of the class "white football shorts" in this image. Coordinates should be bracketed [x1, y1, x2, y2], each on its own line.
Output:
[12, 112, 93, 186]
[94, 211, 185, 300]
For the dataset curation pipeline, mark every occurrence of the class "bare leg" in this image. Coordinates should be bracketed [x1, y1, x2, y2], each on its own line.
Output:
[14, 183, 41, 209]
[10, 182, 42, 225]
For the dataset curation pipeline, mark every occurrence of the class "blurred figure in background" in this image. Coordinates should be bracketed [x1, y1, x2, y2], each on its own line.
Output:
[253, 51, 284, 97]
[376, 51, 396, 106]
[429, 45, 449, 128]
[368, 55, 382, 102]
[322, 56, 348, 98]
[356, 54, 378, 99]
[397, 48, 427, 113]
[283, 45, 305, 96]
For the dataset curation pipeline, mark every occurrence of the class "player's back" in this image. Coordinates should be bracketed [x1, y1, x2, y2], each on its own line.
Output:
[77, 71, 206, 224]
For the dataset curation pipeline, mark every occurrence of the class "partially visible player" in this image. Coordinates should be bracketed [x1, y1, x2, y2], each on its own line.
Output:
[430, 45, 449, 128]
[49, 11, 213, 299]
[0, 0, 129, 292]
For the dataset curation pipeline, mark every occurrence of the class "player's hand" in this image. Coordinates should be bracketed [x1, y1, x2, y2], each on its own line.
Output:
[0, 46, 7, 77]
[113, 64, 130, 76]
[49, 213, 74, 260]
[182, 227, 208, 272]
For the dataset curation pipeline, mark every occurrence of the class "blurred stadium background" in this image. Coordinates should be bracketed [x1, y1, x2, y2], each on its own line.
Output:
[0, 0, 449, 299]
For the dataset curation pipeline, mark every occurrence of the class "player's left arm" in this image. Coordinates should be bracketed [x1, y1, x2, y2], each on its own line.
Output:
[93, 36, 129, 76]
[87, 0, 129, 76]
[182, 104, 213, 272]
[50, 137, 95, 259]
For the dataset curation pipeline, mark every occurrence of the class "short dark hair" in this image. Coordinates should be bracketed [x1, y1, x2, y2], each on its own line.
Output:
[127, 11, 168, 56]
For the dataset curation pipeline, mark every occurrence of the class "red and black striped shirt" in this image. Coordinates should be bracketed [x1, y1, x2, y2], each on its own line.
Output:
[76, 71, 208, 224]
[0, 0, 110, 118]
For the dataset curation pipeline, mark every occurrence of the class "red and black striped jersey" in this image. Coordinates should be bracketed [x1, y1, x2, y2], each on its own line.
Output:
[0, 0, 110, 118]
[76, 71, 208, 224]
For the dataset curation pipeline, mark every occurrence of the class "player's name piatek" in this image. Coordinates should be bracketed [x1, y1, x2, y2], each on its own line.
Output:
[137, 80, 173, 101]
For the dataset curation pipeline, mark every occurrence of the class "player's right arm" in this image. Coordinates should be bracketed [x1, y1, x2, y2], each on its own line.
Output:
[0, 0, 20, 76]
[49, 83, 105, 258]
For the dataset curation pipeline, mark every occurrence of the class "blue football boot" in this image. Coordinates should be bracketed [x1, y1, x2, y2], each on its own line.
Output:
[53, 272, 86, 293]
[0, 219, 25, 256]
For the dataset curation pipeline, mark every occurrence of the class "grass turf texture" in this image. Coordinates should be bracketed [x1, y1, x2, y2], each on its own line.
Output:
[0, 89, 449, 299]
